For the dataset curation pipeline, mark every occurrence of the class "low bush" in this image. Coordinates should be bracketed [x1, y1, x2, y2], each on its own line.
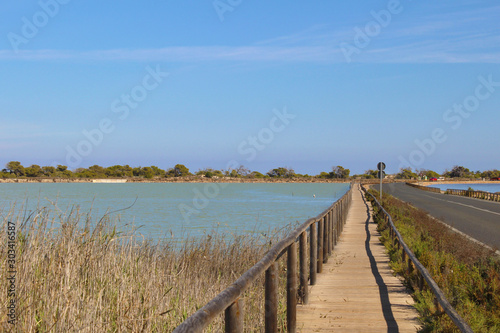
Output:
[367, 190, 500, 332]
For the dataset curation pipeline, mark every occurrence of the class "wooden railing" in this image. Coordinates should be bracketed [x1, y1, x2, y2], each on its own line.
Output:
[446, 188, 500, 202]
[173, 184, 353, 333]
[405, 182, 442, 193]
[362, 185, 473, 333]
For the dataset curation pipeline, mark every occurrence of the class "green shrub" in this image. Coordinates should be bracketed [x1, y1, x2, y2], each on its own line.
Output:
[368, 190, 500, 332]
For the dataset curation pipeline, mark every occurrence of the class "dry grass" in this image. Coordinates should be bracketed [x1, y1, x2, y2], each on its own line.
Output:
[368, 190, 500, 332]
[0, 205, 290, 332]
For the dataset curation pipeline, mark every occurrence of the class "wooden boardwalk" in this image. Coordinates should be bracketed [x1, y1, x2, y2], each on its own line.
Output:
[296, 185, 421, 332]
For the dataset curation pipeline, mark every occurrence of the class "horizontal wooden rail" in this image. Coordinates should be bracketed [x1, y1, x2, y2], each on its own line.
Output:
[407, 182, 500, 202]
[445, 188, 500, 202]
[405, 182, 441, 193]
[173, 184, 353, 333]
[362, 185, 473, 333]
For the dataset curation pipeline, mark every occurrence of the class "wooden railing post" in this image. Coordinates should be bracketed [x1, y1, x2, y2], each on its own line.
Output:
[317, 218, 324, 273]
[336, 206, 340, 242]
[329, 211, 334, 253]
[299, 231, 308, 305]
[287, 242, 297, 333]
[333, 210, 337, 246]
[225, 299, 243, 333]
[310, 223, 317, 285]
[323, 216, 328, 263]
[265, 262, 278, 333]
[326, 213, 331, 257]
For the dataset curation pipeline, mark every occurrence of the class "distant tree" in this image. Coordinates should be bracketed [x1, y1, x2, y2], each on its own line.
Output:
[133, 167, 143, 177]
[75, 168, 97, 178]
[167, 164, 191, 177]
[6, 161, 25, 177]
[317, 172, 330, 179]
[481, 169, 500, 179]
[267, 167, 295, 178]
[417, 169, 440, 179]
[42, 166, 56, 177]
[363, 169, 378, 179]
[150, 166, 165, 177]
[249, 171, 266, 178]
[122, 165, 134, 177]
[228, 169, 240, 178]
[396, 167, 418, 179]
[196, 168, 224, 178]
[55, 166, 73, 178]
[0, 169, 12, 178]
[105, 165, 125, 177]
[141, 167, 154, 179]
[225, 165, 250, 178]
[331, 166, 350, 179]
[25, 164, 43, 177]
[446, 165, 472, 178]
[87, 165, 105, 177]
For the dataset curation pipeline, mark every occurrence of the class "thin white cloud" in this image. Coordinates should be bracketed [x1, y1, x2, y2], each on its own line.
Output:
[0, 121, 75, 140]
[0, 46, 341, 63]
[0, 5, 498, 64]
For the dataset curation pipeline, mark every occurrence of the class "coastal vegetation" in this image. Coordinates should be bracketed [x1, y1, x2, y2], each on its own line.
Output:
[0, 205, 290, 332]
[368, 189, 500, 332]
[2, 161, 499, 181]
[0, 162, 350, 181]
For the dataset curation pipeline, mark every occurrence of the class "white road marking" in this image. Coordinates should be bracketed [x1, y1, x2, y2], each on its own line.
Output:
[421, 193, 500, 217]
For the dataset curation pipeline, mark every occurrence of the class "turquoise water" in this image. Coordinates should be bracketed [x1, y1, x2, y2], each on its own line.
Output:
[0, 183, 349, 240]
[428, 183, 500, 193]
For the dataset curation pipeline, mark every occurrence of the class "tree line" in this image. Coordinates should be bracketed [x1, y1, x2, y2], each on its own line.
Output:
[1, 161, 498, 180]
[1, 162, 352, 180]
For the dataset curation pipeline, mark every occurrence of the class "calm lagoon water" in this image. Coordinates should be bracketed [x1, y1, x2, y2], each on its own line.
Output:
[428, 183, 500, 193]
[0, 183, 349, 240]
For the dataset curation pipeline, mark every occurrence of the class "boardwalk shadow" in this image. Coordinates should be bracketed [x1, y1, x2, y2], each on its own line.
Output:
[360, 187, 399, 333]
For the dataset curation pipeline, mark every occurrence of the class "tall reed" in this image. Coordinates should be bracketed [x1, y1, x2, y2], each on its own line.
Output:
[0, 204, 289, 332]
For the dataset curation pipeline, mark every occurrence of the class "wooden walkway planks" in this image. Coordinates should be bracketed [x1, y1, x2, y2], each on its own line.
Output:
[296, 185, 421, 332]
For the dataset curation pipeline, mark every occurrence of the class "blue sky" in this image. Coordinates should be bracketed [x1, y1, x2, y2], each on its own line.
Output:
[1, 0, 499, 175]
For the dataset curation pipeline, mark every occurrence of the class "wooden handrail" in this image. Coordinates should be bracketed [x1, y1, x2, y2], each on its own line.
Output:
[405, 182, 442, 193]
[406, 182, 500, 202]
[361, 185, 473, 333]
[173, 184, 353, 333]
[446, 188, 500, 202]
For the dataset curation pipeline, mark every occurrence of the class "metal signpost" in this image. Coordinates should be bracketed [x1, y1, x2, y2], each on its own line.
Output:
[377, 162, 386, 201]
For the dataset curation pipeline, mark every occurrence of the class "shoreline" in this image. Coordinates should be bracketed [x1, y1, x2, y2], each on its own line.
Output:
[418, 181, 500, 186]
[0, 177, 354, 184]
[2, 178, 499, 185]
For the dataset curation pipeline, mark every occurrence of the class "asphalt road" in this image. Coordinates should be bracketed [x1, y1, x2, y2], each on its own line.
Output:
[379, 183, 500, 250]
